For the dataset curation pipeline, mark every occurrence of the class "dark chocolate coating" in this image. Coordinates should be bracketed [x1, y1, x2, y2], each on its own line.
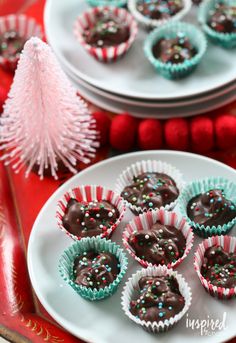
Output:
[187, 189, 236, 226]
[201, 245, 236, 288]
[121, 172, 179, 210]
[83, 11, 130, 47]
[74, 251, 120, 289]
[152, 35, 197, 64]
[208, 4, 236, 33]
[128, 222, 186, 265]
[62, 199, 119, 237]
[136, 0, 183, 20]
[130, 275, 185, 322]
[0, 31, 25, 59]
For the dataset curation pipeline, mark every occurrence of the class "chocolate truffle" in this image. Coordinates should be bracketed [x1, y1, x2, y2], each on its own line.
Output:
[62, 199, 119, 237]
[73, 251, 120, 289]
[187, 189, 236, 227]
[83, 11, 130, 47]
[201, 245, 236, 288]
[130, 275, 185, 322]
[128, 222, 186, 265]
[136, 0, 183, 20]
[208, 4, 236, 33]
[121, 172, 179, 209]
[0, 31, 25, 60]
[152, 34, 197, 64]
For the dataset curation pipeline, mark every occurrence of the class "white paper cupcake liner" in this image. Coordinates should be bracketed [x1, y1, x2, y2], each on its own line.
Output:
[0, 14, 43, 71]
[121, 265, 192, 333]
[73, 6, 138, 63]
[115, 159, 184, 214]
[194, 235, 236, 299]
[56, 185, 126, 241]
[123, 209, 194, 268]
[128, 0, 192, 30]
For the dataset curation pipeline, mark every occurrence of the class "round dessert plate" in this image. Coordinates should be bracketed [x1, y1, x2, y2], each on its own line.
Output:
[28, 151, 236, 343]
[68, 73, 236, 118]
[44, 0, 236, 100]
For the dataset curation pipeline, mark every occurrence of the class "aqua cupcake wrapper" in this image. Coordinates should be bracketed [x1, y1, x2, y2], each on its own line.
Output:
[144, 21, 207, 79]
[59, 237, 128, 301]
[198, 0, 236, 49]
[178, 177, 236, 237]
[86, 0, 127, 7]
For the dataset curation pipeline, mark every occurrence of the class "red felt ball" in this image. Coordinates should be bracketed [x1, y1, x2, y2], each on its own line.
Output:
[110, 113, 138, 151]
[215, 114, 236, 150]
[92, 111, 111, 147]
[190, 116, 214, 153]
[0, 86, 8, 114]
[164, 118, 189, 150]
[138, 119, 162, 150]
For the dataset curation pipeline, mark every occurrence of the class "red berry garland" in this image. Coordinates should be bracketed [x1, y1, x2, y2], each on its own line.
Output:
[215, 114, 236, 150]
[92, 111, 111, 147]
[138, 119, 162, 150]
[164, 118, 189, 150]
[109, 113, 138, 151]
[190, 116, 214, 153]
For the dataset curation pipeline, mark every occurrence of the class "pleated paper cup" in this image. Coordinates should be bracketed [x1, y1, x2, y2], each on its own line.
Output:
[121, 265, 192, 333]
[144, 21, 207, 79]
[194, 235, 236, 299]
[0, 14, 43, 72]
[56, 185, 126, 241]
[59, 237, 128, 301]
[86, 0, 127, 7]
[115, 159, 184, 214]
[179, 177, 236, 237]
[128, 0, 192, 30]
[73, 6, 138, 63]
[123, 209, 194, 268]
[198, 0, 236, 49]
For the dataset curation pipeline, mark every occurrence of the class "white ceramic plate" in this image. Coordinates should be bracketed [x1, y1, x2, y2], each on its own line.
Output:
[44, 0, 236, 100]
[28, 151, 236, 343]
[63, 61, 236, 108]
[68, 73, 236, 118]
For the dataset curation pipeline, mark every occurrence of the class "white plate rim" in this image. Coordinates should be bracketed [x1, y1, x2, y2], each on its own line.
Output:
[27, 150, 236, 343]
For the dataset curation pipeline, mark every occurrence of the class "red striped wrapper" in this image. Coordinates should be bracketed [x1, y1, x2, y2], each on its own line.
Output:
[0, 14, 43, 72]
[73, 6, 138, 63]
[56, 185, 126, 241]
[123, 208, 194, 268]
[194, 235, 236, 300]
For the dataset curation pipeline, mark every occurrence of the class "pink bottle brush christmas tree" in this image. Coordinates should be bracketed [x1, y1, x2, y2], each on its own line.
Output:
[0, 37, 97, 179]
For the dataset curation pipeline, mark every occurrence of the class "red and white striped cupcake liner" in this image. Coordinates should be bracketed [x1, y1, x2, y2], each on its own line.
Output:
[73, 6, 138, 63]
[0, 14, 43, 72]
[56, 185, 126, 241]
[194, 235, 236, 300]
[123, 208, 194, 269]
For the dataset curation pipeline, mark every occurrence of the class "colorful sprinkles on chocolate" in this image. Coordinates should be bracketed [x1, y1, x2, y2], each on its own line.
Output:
[62, 198, 119, 238]
[130, 275, 185, 322]
[83, 10, 130, 48]
[208, 3, 236, 33]
[73, 250, 120, 289]
[201, 245, 236, 288]
[187, 189, 236, 227]
[0, 31, 25, 60]
[128, 221, 186, 265]
[136, 0, 184, 20]
[121, 172, 179, 210]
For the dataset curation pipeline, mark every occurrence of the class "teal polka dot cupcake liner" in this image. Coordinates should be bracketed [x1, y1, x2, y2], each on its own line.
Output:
[143, 21, 207, 79]
[59, 237, 128, 301]
[86, 0, 127, 7]
[179, 177, 236, 238]
[198, 0, 236, 49]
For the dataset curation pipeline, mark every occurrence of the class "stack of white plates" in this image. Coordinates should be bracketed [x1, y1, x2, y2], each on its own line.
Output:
[44, 0, 236, 119]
